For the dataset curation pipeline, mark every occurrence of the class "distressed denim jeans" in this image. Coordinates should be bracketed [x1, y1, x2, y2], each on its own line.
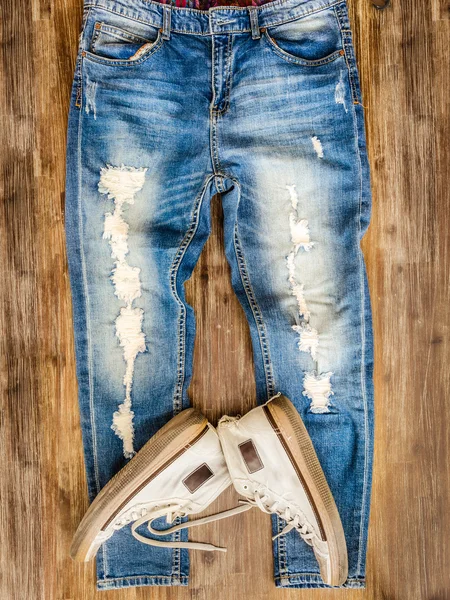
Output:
[65, 0, 374, 590]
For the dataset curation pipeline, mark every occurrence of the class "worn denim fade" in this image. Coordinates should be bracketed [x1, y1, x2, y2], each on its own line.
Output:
[65, 0, 374, 590]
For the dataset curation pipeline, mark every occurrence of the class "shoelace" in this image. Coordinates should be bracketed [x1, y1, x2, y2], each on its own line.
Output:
[240, 491, 327, 557]
[128, 503, 253, 552]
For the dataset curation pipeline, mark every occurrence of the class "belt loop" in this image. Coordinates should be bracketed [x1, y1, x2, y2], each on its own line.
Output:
[248, 7, 260, 40]
[161, 5, 172, 40]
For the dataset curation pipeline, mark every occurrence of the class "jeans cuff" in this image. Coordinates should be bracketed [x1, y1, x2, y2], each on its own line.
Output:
[275, 573, 366, 589]
[96, 575, 189, 590]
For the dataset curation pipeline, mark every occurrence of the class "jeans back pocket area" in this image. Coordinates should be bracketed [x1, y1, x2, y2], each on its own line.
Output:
[263, 7, 344, 66]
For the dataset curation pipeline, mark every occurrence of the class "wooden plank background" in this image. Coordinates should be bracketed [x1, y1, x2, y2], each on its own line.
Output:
[1, 0, 449, 598]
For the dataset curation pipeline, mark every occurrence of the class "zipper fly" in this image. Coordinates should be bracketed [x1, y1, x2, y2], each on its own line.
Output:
[211, 33, 233, 114]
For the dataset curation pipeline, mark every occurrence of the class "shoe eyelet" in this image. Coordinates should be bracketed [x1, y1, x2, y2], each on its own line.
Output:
[243, 485, 248, 490]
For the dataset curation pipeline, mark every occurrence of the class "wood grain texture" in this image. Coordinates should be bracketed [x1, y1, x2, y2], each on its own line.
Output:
[1, 0, 449, 598]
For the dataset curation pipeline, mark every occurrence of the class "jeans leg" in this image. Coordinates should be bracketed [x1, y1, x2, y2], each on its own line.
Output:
[65, 11, 216, 587]
[218, 3, 374, 588]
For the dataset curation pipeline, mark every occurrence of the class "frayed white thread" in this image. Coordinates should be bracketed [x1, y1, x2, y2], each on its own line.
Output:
[285, 186, 313, 321]
[286, 250, 297, 285]
[335, 70, 348, 113]
[111, 262, 142, 305]
[292, 323, 319, 359]
[287, 184, 298, 211]
[303, 371, 334, 414]
[285, 189, 330, 406]
[311, 136, 324, 159]
[114, 307, 146, 456]
[99, 165, 147, 458]
[291, 283, 310, 321]
[289, 215, 314, 252]
[286, 185, 314, 252]
[99, 165, 147, 204]
[286, 252, 310, 320]
[85, 77, 97, 120]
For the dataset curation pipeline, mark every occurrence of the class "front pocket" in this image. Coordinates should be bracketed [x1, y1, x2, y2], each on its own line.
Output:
[89, 20, 161, 62]
[262, 8, 344, 66]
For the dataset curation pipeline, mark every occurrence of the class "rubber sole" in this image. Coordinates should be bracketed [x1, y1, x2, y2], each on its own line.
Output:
[70, 408, 208, 562]
[265, 394, 348, 587]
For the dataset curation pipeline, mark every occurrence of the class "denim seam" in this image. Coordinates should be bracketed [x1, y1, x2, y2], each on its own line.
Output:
[83, 1, 342, 36]
[275, 573, 365, 579]
[224, 33, 234, 114]
[82, 7, 93, 40]
[75, 57, 82, 109]
[76, 75, 101, 497]
[210, 108, 226, 192]
[85, 0, 337, 17]
[332, 7, 370, 574]
[94, 22, 151, 46]
[171, 519, 183, 582]
[144, 0, 338, 15]
[171, 541, 181, 581]
[354, 103, 369, 579]
[275, 515, 289, 580]
[349, 83, 369, 578]
[91, 26, 102, 51]
[210, 35, 233, 116]
[81, 33, 165, 67]
[334, 3, 360, 103]
[84, 4, 157, 28]
[262, 32, 344, 67]
[97, 574, 189, 584]
[210, 33, 218, 114]
[90, 22, 153, 57]
[77, 78, 109, 576]
[167, 176, 215, 581]
[218, 33, 233, 115]
[169, 175, 216, 413]
[260, 0, 340, 29]
[344, 35, 360, 104]
[209, 35, 223, 189]
[232, 221, 276, 398]
[210, 115, 222, 190]
[275, 574, 365, 585]
[75, 7, 91, 108]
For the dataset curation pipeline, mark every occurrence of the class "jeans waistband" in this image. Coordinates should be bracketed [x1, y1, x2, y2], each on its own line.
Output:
[84, 0, 341, 36]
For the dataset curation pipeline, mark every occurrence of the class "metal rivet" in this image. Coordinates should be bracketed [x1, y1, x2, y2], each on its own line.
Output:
[339, 49, 345, 55]
[94, 22, 102, 30]
[81, 51, 86, 57]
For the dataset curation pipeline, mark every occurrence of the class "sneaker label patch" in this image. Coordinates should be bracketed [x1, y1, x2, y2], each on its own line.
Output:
[239, 439, 264, 473]
[183, 463, 214, 493]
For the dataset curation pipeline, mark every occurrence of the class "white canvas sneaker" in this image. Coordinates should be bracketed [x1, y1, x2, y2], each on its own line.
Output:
[217, 393, 348, 586]
[71, 408, 251, 562]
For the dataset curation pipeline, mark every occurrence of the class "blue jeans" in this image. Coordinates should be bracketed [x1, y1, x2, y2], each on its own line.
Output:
[66, 0, 373, 589]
